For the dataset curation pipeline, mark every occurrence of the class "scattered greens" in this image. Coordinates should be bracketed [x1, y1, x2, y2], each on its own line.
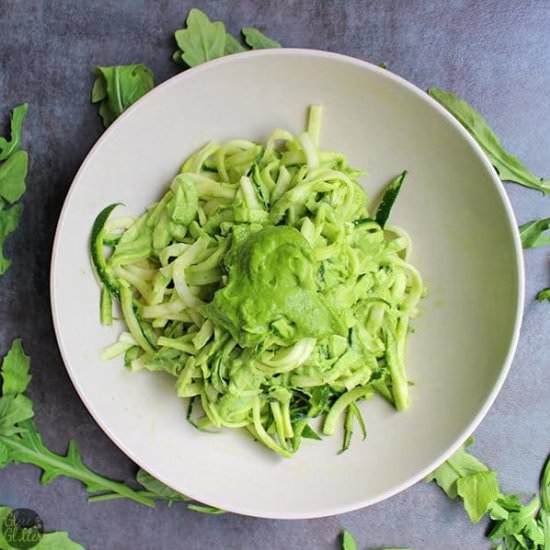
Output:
[0, 104, 28, 163]
[342, 530, 358, 550]
[90, 467, 224, 514]
[0, 505, 85, 550]
[173, 8, 226, 66]
[426, 437, 499, 523]
[519, 218, 550, 302]
[92, 105, 422, 457]
[429, 88, 550, 194]
[0, 104, 28, 276]
[431, 87, 550, 308]
[0, 204, 23, 276]
[536, 288, 550, 303]
[91, 64, 154, 127]
[90, 9, 280, 128]
[0, 339, 220, 513]
[428, 438, 550, 549]
[242, 26, 281, 49]
[0, 151, 28, 204]
[173, 8, 280, 67]
[0, 339, 154, 506]
[520, 218, 550, 249]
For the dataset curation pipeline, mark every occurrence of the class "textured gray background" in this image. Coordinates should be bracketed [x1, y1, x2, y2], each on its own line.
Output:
[0, 1, 549, 548]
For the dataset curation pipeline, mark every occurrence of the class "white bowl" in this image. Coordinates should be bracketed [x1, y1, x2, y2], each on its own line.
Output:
[50, 49, 523, 519]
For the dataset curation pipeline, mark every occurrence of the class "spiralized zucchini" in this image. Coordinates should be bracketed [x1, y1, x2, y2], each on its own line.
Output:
[91, 106, 424, 457]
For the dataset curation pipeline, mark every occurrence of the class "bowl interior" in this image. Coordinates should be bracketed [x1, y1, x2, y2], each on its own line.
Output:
[51, 49, 522, 519]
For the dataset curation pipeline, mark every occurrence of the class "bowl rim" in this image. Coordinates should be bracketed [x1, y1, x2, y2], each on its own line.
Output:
[50, 47, 525, 519]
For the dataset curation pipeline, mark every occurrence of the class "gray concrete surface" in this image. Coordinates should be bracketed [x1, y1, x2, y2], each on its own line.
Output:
[0, 1, 549, 548]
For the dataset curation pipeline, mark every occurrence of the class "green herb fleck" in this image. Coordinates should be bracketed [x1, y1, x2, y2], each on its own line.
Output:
[375, 171, 407, 227]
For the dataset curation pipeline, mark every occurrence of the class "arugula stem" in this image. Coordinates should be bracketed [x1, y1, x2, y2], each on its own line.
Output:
[0, 434, 155, 507]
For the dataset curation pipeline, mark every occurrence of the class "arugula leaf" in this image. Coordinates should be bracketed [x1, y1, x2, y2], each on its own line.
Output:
[541, 455, 550, 512]
[0, 421, 155, 507]
[375, 171, 407, 227]
[174, 8, 226, 67]
[426, 436, 489, 498]
[89, 468, 224, 514]
[92, 64, 154, 127]
[242, 27, 281, 49]
[0, 103, 28, 162]
[0, 505, 84, 550]
[136, 468, 189, 502]
[429, 88, 550, 194]
[1, 339, 31, 396]
[0, 395, 33, 436]
[0, 337, 223, 513]
[186, 504, 225, 515]
[0, 150, 28, 204]
[0, 342, 154, 507]
[0, 203, 23, 275]
[341, 530, 358, 550]
[536, 288, 550, 303]
[428, 441, 550, 549]
[457, 470, 500, 523]
[0, 104, 29, 276]
[224, 33, 246, 54]
[520, 218, 550, 249]
[488, 496, 540, 542]
[173, 10, 282, 67]
[0, 441, 8, 467]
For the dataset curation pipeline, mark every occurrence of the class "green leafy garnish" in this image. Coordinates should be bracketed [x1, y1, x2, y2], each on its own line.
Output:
[89, 467, 224, 513]
[0, 203, 23, 275]
[426, 437, 489, 499]
[224, 33, 246, 54]
[0, 339, 150, 507]
[91, 64, 154, 127]
[0, 150, 28, 204]
[1, 339, 31, 396]
[341, 529, 358, 550]
[0, 103, 29, 276]
[429, 88, 550, 194]
[429, 438, 550, 548]
[135, 469, 190, 502]
[173, 9, 281, 67]
[520, 218, 550, 249]
[242, 27, 281, 49]
[375, 171, 407, 227]
[173, 8, 226, 67]
[519, 219, 550, 304]
[457, 470, 500, 524]
[0, 505, 85, 550]
[0, 103, 28, 162]
[0, 339, 221, 513]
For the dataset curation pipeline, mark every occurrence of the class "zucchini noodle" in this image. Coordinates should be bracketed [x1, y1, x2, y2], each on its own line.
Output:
[91, 105, 425, 457]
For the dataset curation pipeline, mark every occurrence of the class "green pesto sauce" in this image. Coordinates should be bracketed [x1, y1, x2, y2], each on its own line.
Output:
[205, 226, 344, 348]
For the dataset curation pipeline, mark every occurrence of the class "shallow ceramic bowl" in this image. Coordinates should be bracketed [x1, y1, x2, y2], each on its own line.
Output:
[51, 49, 523, 519]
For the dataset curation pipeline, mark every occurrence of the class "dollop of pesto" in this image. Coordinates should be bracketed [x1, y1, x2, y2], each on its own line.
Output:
[206, 226, 344, 348]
